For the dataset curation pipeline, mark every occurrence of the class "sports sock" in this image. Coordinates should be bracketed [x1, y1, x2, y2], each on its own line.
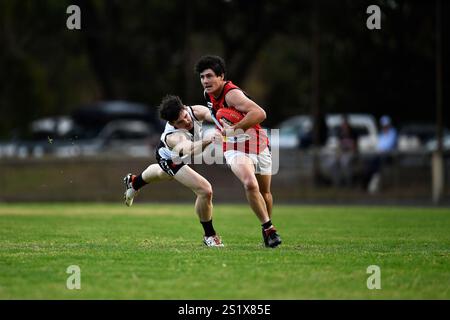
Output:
[201, 220, 216, 237]
[262, 220, 274, 231]
[132, 174, 148, 191]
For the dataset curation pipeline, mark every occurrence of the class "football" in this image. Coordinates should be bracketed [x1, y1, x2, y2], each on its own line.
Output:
[215, 107, 244, 127]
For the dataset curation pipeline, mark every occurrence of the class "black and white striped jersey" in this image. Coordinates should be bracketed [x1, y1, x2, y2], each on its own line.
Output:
[157, 106, 203, 161]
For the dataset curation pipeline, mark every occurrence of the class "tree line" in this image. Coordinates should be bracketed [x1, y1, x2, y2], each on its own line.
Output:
[0, 0, 448, 138]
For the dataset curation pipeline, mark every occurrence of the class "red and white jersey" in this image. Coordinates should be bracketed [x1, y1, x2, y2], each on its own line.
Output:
[204, 81, 269, 154]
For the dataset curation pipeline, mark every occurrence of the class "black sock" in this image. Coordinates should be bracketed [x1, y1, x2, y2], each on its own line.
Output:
[132, 174, 148, 191]
[201, 220, 216, 237]
[262, 220, 273, 230]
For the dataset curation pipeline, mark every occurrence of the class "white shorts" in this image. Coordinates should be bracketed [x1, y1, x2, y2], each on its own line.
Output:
[224, 147, 272, 175]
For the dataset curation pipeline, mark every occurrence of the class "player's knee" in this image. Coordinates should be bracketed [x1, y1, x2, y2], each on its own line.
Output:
[243, 178, 259, 192]
[198, 184, 213, 199]
[205, 187, 213, 200]
[261, 191, 272, 201]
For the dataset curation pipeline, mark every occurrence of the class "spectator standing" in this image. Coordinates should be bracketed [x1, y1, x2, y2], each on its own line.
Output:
[366, 115, 398, 193]
[330, 115, 358, 187]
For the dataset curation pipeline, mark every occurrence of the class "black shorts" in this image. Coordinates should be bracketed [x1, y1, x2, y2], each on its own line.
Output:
[157, 157, 185, 177]
[155, 149, 185, 177]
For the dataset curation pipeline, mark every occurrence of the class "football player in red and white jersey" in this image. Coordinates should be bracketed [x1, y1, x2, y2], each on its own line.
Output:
[195, 55, 282, 248]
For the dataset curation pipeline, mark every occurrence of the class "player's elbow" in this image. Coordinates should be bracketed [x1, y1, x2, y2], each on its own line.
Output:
[173, 143, 191, 158]
[257, 107, 266, 123]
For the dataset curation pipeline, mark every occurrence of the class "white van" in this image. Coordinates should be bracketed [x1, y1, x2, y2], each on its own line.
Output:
[276, 113, 379, 153]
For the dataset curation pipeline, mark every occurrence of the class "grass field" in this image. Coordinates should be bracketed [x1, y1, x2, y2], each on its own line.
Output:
[0, 203, 449, 299]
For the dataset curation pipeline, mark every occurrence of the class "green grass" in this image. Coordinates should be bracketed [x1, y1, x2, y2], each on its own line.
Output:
[0, 203, 449, 299]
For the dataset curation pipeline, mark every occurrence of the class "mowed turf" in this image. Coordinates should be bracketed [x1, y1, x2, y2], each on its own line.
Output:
[0, 203, 449, 299]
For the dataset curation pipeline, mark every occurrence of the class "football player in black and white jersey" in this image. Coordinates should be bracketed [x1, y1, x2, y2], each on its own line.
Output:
[123, 95, 224, 247]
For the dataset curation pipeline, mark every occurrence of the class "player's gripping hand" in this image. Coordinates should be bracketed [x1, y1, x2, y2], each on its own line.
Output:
[203, 130, 224, 145]
[211, 130, 224, 144]
[220, 119, 237, 137]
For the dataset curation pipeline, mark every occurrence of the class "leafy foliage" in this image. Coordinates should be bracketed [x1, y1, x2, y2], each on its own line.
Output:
[0, 0, 448, 138]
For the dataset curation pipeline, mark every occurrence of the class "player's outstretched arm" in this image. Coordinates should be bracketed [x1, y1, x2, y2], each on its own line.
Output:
[191, 105, 214, 123]
[167, 131, 217, 159]
[225, 90, 266, 131]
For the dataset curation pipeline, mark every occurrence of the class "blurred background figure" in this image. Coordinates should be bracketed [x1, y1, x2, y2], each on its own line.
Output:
[366, 115, 398, 194]
[330, 115, 358, 188]
[295, 110, 328, 150]
[378, 116, 398, 153]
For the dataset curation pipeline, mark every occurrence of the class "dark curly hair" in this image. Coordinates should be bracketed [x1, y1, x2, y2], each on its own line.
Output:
[159, 95, 184, 122]
[194, 55, 226, 78]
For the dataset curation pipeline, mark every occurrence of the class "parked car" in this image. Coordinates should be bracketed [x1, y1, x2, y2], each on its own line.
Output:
[276, 115, 312, 149]
[72, 100, 164, 133]
[274, 113, 378, 153]
[426, 134, 450, 151]
[51, 119, 159, 158]
[0, 101, 163, 159]
[397, 123, 450, 152]
[30, 116, 74, 140]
